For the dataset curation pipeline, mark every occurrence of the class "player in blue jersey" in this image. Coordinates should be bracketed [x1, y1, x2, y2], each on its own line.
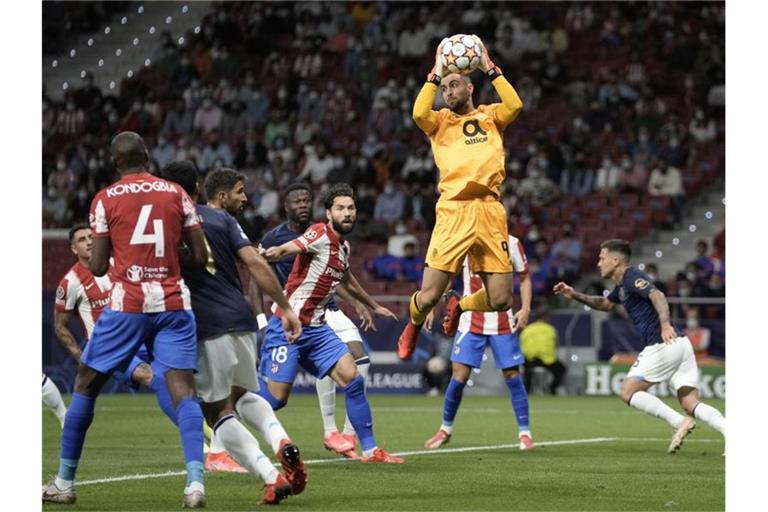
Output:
[43, 132, 209, 507]
[162, 162, 306, 505]
[258, 183, 404, 463]
[256, 183, 378, 459]
[554, 239, 725, 453]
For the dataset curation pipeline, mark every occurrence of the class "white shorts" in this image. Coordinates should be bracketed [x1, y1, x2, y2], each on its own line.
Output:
[325, 309, 362, 344]
[195, 331, 259, 403]
[626, 336, 699, 391]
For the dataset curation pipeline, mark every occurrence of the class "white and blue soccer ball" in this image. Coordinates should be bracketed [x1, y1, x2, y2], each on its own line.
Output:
[439, 34, 483, 75]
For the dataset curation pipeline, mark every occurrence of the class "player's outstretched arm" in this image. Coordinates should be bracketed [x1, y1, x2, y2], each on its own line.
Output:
[238, 245, 302, 341]
[89, 236, 111, 276]
[335, 285, 376, 330]
[341, 271, 398, 321]
[649, 289, 678, 343]
[553, 282, 616, 312]
[412, 39, 447, 135]
[261, 241, 302, 262]
[472, 35, 523, 127]
[513, 271, 533, 332]
[53, 310, 82, 362]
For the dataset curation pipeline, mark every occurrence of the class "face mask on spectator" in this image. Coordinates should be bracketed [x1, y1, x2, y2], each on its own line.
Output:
[88, 158, 98, 171]
[57, 160, 66, 172]
[686, 318, 699, 329]
[686, 271, 696, 281]
[384, 184, 394, 195]
[678, 286, 691, 297]
[395, 223, 407, 235]
[47, 186, 57, 199]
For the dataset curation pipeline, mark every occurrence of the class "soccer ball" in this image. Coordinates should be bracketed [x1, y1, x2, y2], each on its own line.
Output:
[439, 34, 483, 75]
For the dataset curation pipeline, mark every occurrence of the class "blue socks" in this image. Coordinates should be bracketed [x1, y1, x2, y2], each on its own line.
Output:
[342, 375, 376, 452]
[58, 393, 96, 481]
[505, 375, 530, 432]
[442, 378, 466, 426]
[150, 374, 178, 426]
[257, 384, 288, 410]
[175, 397, 204, 486]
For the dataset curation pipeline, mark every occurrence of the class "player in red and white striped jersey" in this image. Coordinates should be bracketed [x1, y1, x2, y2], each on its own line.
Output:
[425, 235, 534, 451]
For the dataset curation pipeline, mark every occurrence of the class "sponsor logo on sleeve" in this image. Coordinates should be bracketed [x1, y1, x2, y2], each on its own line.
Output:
[634, 278, 649, 290]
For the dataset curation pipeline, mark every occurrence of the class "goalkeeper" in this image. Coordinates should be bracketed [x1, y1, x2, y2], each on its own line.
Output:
[398, 35, 525, 359]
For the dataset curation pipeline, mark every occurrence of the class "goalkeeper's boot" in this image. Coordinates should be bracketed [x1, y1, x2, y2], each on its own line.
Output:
[519, 431, 534, 450]
[668, 416, 696, 454]
[397, 322, 422, 360]
[442, 291, 462, 337]
[42, 480, 76, 504]
[258, 473, 293, 505]
[205, 451, 247, 473]
[278, 439, 307, 495]
[361, 448, 405, 464]
[182, 482, 206, 509]
[424, 428, 451, 449]
[340, 433, 360, 459]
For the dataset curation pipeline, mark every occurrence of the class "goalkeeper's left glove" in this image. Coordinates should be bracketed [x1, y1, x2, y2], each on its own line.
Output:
[472, 35, 502, 80]
[427, 38, 449, 85]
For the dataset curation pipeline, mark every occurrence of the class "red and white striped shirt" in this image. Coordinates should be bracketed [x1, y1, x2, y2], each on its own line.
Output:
[457, 235, 529, 335]
[279, 222, 349, 326]
[90, 172, 200, 313]
[55, 262, 112, 339]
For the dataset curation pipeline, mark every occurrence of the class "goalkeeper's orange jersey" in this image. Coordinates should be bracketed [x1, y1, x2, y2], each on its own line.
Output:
[413, 77, 523, 201]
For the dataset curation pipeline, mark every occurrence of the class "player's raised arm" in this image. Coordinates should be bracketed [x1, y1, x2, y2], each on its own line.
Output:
[473, 35, 523, 127]
[553, 282, 617, 312]
[412, 39, 448, 135]
[648, 288, 678, 343]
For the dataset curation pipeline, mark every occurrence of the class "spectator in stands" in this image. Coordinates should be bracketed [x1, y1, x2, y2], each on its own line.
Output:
[199, 132, 233, 172]
[150, 133, 176, 171]
[683, 307, 714, 361]
[643, 263, 668, 295]
[56, 95, 85, 138]
[522, 223, 543, 258]
[689, 108, 717, 144]
[559, 151, 594, 197]
[520, 307, 566, 395]
[387, 221, 417, 258]
[400, 144, 435, 184]
[703, 272, 725, 319]
[368, 248, 400, 282]
[648, 158, 685, 225]
[193, 97, 223, 135]
[43, 186, 72, 227]
[373, 180, 405, 224]
[594, 155, 620, 197]
[399, 242, 425, 283]
[690, 239, 716, 276]
[163, 99, 194, 137]
[298, 142, 337, 185]
[528, 239, 553, 295]
[518, 159, 559, 207]
[630, 127, 657, 160]
[617, 154, 648, 194]
[221, 100, 249, 139]
[548, 223, 582, 283]
[74, 72, 101, 111]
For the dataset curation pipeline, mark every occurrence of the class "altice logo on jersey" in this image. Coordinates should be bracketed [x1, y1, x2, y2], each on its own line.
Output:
[106, 180, 178, 197]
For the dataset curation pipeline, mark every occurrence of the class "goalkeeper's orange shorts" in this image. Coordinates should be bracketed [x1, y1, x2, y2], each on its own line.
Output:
[425, 198, 513, 274]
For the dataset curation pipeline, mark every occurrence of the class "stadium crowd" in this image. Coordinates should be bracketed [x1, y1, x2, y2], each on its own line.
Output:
[43, 1, 724, 303]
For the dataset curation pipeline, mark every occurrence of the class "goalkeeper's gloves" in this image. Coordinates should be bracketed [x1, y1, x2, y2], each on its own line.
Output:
[472, 35, 502, 80]
[427, 38, 449, 85]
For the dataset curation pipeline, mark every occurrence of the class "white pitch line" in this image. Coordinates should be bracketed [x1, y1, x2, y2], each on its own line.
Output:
[77, 437, 616, 486]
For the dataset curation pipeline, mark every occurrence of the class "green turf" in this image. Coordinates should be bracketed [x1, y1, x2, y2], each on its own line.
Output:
[43, 394, 724, 511]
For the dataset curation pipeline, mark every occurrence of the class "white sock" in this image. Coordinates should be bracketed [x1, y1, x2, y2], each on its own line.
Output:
[184, 481, 205, 494]
[316, 375, 339, 436]
[440, 423, 454, 434]
[235, 391, 289, 454]
[54, 476, 73, 490]
[215, 415, 278, 484]
[209, 427, 226, 454]
[693, 402, 726, 436]
[629, 391, 685, 428]
[343, 359, 370, 435]
[42, 376, 67, 428]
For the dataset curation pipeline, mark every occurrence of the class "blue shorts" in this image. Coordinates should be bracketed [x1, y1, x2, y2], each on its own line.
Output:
[450, 331, 526, 370]
[121, 345, 153, 388]
[259, 316, 349, 383]
[82, 308, 197, 376]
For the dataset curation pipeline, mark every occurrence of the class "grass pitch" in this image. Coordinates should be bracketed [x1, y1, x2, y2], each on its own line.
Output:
[43, 394, 724, 511]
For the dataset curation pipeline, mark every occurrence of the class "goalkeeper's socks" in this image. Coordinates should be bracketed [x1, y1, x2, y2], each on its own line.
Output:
[150, 373, 178, 426]
[692, 402, 726, 436]
[175, 397, 205, 486]
[505, 375, 530, 432]
[58, 393, 96, 482]
[342, 375, 376, 452]
[443, 378, 466, 426]
[628, 391, 685, 428]
[459, 289, 492, 312]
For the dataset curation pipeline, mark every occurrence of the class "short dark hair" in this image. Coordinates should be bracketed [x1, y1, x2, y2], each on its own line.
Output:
[600, 239, 632, 262]
[282, 182, 312, 200]
[161, 160, 198, 197]
[68, 223, 90, 243]
[323, 183, 356, 210]
[204, 168, 245, 199]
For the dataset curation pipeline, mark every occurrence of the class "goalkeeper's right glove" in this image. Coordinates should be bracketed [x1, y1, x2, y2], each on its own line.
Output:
[427, 38, 449, 85]
[472, 35, 502, 80]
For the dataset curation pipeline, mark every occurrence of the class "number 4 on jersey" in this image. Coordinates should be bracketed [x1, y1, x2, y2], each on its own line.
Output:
[130, 204, 165, 257]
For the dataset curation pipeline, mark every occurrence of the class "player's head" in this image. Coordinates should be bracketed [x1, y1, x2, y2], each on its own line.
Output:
[323, 183, 357, 235]
[282, 182, 312, 227]
[69, 223, 93, 261]
[204, 168, 247, 215]
[440, 74, 474, 112]
[597, 239, 632, 278]
[110, 131, 149, 174]
[160, 160, 199, 199]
